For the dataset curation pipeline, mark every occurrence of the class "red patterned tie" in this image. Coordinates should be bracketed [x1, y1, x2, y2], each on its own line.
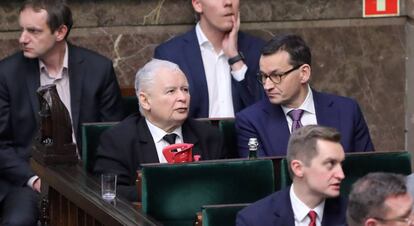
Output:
[288, 109, 304, 132]
[308, 210, 317, 226]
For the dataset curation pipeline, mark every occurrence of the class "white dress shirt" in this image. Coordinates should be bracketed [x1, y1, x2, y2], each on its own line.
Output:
[146, 119, 183, 163]
[195, 23, 248, 117]
[290, 185, 325, 226]
[281, 85, 318, 133]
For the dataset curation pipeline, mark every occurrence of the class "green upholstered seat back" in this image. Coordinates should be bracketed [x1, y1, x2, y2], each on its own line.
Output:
[341, 151, 411, 196]
[81, 122, 117, 173]
[141, 159, 275, 226]
[201, 203, 250, 226]
[279, 158, 292, 188]
[218, 119, 238, 158]
[122, 96, 139, 116]
[273, 151, 412, 196]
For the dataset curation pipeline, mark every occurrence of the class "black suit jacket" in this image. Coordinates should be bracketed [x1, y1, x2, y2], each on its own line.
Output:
[0, 43, 125, 200]
[154, 29, 265, 118]
[93, 114, 225, 201]
[236, 187, 347, 226]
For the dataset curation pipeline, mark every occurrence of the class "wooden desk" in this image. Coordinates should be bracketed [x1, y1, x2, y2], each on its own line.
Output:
[31, 159, 161, 226]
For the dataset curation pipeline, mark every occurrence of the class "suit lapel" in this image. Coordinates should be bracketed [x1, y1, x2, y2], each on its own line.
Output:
[67, 44, 85, 137]
[321, 197, 346, 226]
[183, 29, 209, 115]
[24, 57, 41, 122]
[261, 99, 291, 155]
[136, 118, 159, 164]
[272, 187, 295, 225]
[313, 90, 339, 128]
[181, 120, 200, 157]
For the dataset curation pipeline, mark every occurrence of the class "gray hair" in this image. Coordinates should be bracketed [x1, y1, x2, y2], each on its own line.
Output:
[347, 172, 407, 226]
[134, 59, 182, 114]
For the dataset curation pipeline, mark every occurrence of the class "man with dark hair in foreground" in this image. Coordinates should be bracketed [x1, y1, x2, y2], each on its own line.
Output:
[237, 125, 347, 226]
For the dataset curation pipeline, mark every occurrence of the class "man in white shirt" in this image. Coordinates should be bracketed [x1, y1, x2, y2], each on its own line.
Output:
[347, 172, 414, 226]
[154, 0, 264, 118]
[94, 59, 225, 202]
[237, 125, 347, 226]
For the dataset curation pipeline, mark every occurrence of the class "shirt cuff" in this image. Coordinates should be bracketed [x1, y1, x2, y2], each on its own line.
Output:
[230, 64, 248, 82]
[27, 175, 39, 189]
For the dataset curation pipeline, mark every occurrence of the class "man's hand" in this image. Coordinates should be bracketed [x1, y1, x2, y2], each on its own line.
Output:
[33, 178, 41, 193]
[223, 12, 245, 71]
[222, 12, 240, 58]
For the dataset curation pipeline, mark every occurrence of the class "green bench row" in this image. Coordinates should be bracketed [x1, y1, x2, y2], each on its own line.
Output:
[139, 152, 411, 226]
[81, 120, 411, 226]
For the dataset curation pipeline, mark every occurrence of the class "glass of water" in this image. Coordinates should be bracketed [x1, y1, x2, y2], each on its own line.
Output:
[101, 174, 117, 201]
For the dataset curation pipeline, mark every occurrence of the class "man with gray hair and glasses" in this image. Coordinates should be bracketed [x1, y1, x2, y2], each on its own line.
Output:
[347, 172, 414, 226]
[94, 59, 225, 202]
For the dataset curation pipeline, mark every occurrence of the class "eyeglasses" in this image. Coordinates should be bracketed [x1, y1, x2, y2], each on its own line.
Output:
[373, 214, 414, 225]
[257, 64, 303, 85]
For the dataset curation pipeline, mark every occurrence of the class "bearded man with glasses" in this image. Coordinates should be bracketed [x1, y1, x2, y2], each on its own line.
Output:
[235, 34, 374, 157]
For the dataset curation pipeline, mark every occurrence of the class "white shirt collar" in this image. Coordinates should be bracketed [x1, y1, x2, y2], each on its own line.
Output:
[39, 42, 69, 79]
[195, 23, 223, 55]
[282, 85, 315, 115]
[290, 184, 325, 224]
[145, 119, 183, 143]
[195, 23, 209, 47]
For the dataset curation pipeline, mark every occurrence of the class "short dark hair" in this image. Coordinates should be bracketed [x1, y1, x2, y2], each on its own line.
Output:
[286, 125, 341, 177]
[20, 0, 73, 39]
[261, 34, 311, 67]
[347, 172, 407, 226]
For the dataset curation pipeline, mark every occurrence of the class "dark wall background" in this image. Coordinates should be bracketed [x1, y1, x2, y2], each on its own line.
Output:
[0, 0, 409, 152]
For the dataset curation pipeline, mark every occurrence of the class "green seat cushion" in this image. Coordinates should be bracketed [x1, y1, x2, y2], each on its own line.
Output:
[202, 203, 249, 226]
[141, 159, 275, 226]
[81, 122, 117, 172]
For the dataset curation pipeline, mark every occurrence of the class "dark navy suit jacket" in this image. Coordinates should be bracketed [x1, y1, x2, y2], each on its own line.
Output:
[154, 28, 265, 118]
[236, 187, 347, 226]
[236, 90, 374, 157]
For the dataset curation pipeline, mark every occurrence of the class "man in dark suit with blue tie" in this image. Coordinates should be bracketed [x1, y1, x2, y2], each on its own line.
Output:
[0, 0, 124, 224]
[236, 34, 374, 157]
[154, 0, 264, 118]
[236, 125, 347, 226]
